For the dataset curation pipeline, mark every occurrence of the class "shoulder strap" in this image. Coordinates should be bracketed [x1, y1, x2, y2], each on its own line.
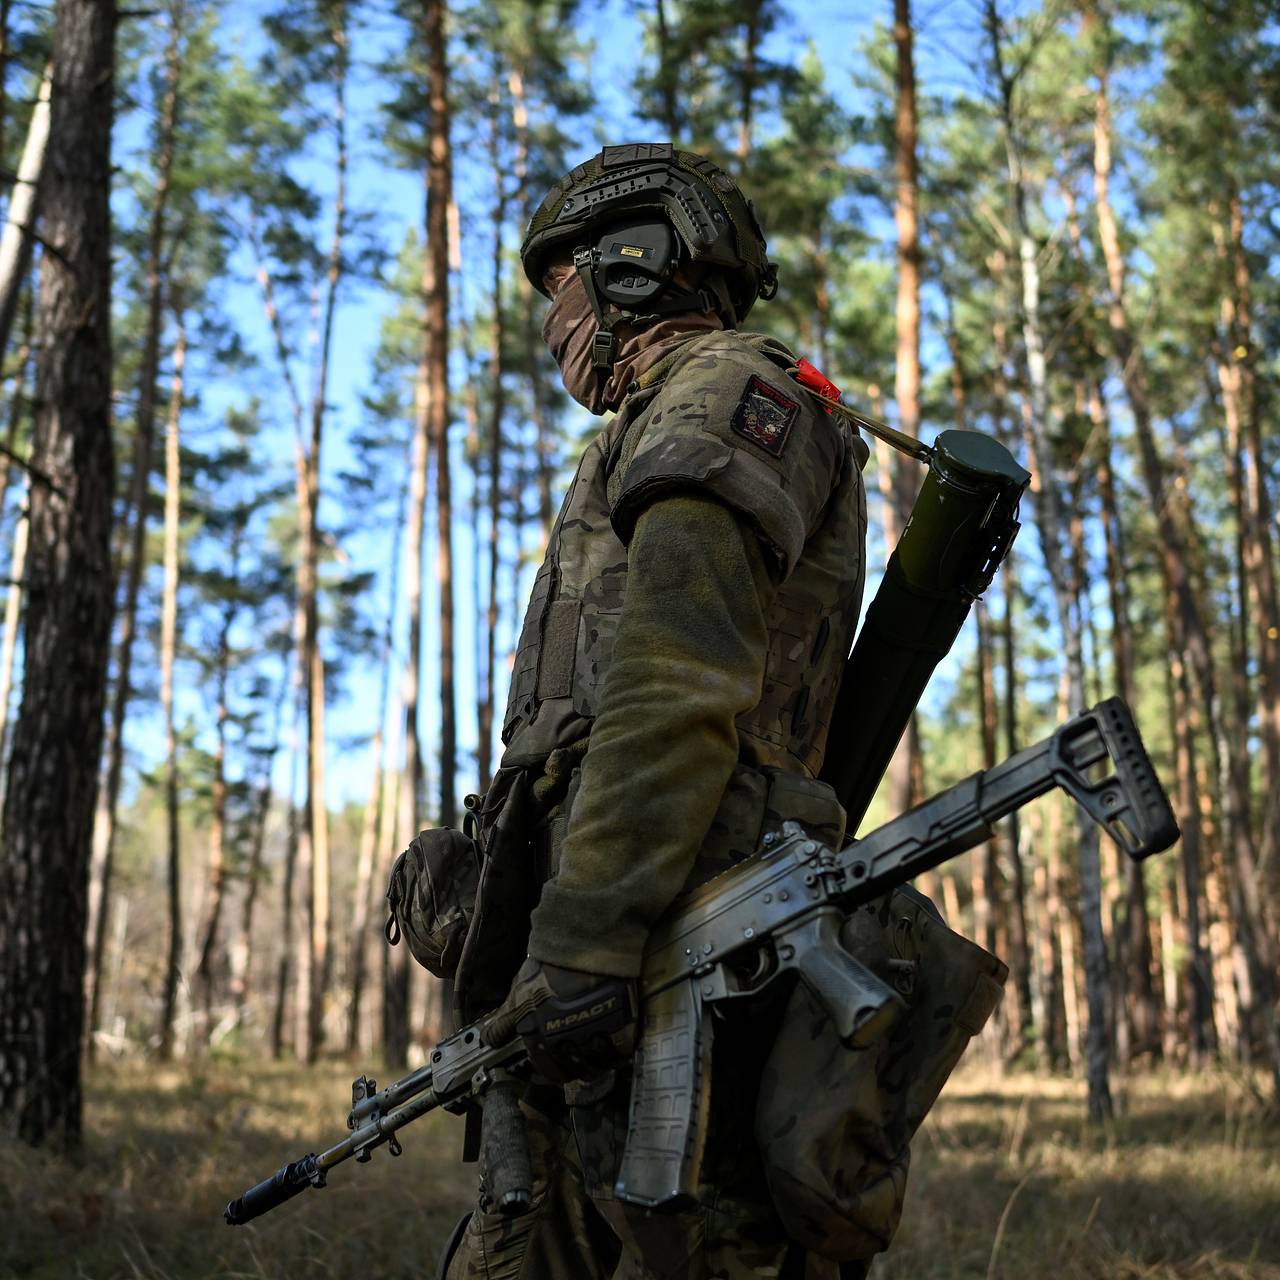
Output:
[790, 357, 932, 465]
[808, 390, 932, 465]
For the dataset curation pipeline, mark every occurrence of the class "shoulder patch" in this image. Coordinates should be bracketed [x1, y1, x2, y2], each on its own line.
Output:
[731, 374, 799, 458]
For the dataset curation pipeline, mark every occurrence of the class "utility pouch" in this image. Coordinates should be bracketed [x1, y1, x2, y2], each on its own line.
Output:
[453, 766, 541, 1027]
[755, 888, 1007, 1263]
[384, 827, 480, 980]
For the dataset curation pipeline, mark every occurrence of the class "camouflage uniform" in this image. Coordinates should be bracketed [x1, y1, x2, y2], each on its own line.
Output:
[445, 325, 872, 1279]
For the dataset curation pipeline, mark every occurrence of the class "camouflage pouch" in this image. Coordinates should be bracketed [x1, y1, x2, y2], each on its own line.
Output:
[755, 886, 1007, 1263]
[385, 827, 481, 979]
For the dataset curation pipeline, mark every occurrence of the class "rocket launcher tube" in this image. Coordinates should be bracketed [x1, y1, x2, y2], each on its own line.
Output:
[818, 428, 1030, 834]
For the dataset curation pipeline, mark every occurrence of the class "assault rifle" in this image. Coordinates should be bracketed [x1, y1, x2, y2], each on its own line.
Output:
[224, 696, 1177, 1226]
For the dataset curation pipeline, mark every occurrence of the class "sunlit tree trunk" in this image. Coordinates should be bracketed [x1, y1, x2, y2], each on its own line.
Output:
[194, 522, 239, 1046]
[507, 69, 553, 550]
[388, 202, 432, 1072]
[425, 0, 455, 835]
[885, 0, 923, 818]
[1164, 598, 1214, 1064]
[294, 13, 347, 1064]
[271, 730, 301, 1060]
[0, 61, 50, 359]
[0, 485, 26, 767]
[1216, 191, 1280, 897]
[156, 317, 186, 1061]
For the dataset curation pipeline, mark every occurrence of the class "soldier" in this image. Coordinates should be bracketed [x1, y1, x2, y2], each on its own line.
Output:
[436, 143, 889, 1280]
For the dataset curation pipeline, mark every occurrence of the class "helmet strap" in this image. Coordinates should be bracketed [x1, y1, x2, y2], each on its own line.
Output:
[573, 247, 619, 378]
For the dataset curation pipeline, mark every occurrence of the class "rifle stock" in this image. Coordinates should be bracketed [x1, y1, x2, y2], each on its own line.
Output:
[224, 697, 1178, 1226]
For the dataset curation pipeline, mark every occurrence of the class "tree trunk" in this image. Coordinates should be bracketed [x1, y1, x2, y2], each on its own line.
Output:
[346, 728, 383, 1054]
[882, 0, 925, 819]
[972, 603, 1001, 961]
[0, 61, 51, 359]
[424, 0, 455, 833]
[84, 8, 182, 1057]
[0, 0, 115, 1144]
[295, 12, 348, 1065]
[194, 518, 237, 1045]
[156, 314, 186, 1061]
[1091, 375, 1159, 1060]
[478, 72, 505, 794]
[387, 169, 436, 1071]
[1217, 191, 1280, 892]
[1164, 595, 1214, 1062]
[271, 728, 301, 1060]
[507, 69, 553, 550]
[0, 486, 26, 766]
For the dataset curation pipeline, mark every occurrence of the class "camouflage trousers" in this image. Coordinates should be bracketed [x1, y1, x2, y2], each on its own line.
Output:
[441, 1070, 872, 1280]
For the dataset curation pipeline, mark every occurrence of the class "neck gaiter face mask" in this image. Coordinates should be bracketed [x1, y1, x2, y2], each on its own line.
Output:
[541, 263, 726, 416]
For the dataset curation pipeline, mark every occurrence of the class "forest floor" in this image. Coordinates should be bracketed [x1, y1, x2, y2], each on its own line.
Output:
[2, 1059, 1277, 1280]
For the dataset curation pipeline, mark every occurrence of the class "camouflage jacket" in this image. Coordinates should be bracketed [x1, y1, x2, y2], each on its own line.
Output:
[497, 329, 868, 975]
[502, 329, 867, 775]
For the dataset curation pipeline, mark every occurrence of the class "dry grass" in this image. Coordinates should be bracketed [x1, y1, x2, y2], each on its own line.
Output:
[1, 1060, 1276, 1279]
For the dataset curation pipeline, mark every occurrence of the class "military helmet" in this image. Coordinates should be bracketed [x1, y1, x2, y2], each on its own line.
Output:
[521, 143, 779, 370]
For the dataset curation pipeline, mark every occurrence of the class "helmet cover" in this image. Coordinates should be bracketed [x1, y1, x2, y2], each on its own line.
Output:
[521, 142, 778, 327]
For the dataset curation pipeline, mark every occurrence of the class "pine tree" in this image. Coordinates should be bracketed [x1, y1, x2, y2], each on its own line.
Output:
[0, 0, 116, 1147]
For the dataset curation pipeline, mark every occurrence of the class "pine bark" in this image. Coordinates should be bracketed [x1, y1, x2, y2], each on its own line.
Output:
[425, 0, 455, 832]
[886, 0, 924, 818]
[0, 0, 116, 1144]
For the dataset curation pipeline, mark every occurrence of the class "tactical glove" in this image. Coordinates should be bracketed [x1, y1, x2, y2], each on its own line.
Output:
[484, 957, 636, 1083]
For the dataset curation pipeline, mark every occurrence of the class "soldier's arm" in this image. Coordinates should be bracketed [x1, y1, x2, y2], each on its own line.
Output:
[525, 491, 777, 977]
